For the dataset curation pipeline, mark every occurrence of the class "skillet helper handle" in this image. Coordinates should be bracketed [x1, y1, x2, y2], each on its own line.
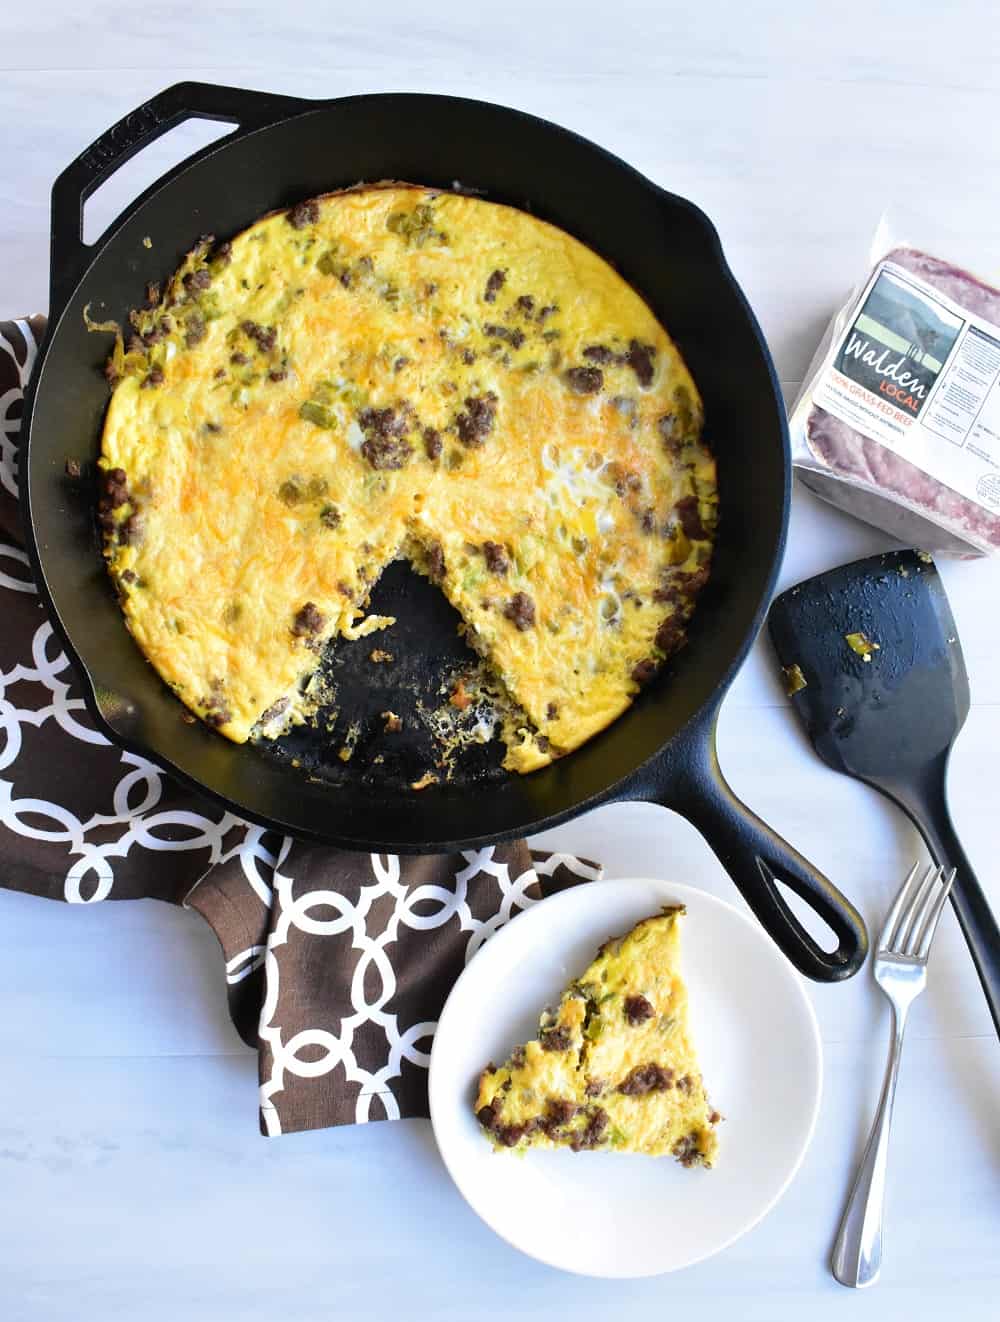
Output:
[663, 713, 868, 981]
[50, 81, 309, 309]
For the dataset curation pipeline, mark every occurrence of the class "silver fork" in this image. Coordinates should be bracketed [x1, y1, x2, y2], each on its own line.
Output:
[831, 862, 956, 1289]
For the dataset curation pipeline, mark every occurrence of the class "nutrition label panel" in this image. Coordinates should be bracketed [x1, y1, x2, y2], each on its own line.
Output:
[924, 325, 1000, 459]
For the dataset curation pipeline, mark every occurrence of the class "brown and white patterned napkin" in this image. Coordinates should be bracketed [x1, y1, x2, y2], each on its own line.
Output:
[0, 317, 600, 1135]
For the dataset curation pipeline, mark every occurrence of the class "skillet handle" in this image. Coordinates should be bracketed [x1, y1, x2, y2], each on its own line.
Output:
[50, 81, 310, 311]
[657, 709, 868, 981]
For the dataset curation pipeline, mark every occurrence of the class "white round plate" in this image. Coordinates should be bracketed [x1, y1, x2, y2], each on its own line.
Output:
[428, 877, 822, 1278]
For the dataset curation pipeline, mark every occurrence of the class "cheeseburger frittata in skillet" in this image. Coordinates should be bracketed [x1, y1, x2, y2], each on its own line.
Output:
[97, 186, 716, 773]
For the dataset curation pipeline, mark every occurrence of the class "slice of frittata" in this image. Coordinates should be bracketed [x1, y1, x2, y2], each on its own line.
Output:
[475, 907, 720, 1163]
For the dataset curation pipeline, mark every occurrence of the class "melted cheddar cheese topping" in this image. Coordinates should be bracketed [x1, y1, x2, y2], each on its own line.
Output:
[99, 186, 716, 772]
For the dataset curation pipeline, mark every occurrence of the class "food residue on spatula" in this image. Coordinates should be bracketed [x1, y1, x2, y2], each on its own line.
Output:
[845, 631, 880, 662]
[782, 663, 808, 695]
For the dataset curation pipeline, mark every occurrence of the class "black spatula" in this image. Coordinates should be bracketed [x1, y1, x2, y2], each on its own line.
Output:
[769, 548, 1000, 1036]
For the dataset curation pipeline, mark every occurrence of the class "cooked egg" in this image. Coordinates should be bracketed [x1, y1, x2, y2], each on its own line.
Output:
[98, 185, 717, 773]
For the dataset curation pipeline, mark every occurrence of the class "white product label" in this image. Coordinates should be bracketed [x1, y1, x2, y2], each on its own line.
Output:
[813, 260, 1000, 512]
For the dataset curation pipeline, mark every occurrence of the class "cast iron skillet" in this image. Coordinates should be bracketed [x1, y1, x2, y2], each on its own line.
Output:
[21, 81, 867, 981]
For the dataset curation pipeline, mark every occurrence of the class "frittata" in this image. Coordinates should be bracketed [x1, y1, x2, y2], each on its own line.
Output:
[97, 185, 717, 773]
[475, 907, 720, 1161]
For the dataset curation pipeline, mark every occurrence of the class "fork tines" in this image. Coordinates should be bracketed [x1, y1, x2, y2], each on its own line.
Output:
[880, 863, 956, 962]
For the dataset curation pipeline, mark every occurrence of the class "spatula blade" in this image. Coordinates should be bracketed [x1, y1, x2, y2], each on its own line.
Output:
[768, 549, 969, 784]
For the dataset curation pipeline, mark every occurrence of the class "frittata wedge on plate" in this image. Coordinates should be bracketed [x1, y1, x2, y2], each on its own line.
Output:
[475, 907, 720, 1162]
[97, 186, 716, 773]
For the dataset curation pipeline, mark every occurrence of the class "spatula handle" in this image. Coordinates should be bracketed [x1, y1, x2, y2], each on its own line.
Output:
[938, 836, 1000, 1037]
[908, 774, 1000, 1038]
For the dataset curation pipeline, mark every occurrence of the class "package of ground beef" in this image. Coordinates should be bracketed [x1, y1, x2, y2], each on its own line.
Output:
[790, 223, 1000, 556]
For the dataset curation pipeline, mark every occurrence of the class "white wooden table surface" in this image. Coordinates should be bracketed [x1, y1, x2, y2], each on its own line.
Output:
[2, 3, 998, 1318]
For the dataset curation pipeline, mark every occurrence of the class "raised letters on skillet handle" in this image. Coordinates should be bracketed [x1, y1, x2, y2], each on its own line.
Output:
[650, 705, 868, 982]
[49, 81, 311, 315]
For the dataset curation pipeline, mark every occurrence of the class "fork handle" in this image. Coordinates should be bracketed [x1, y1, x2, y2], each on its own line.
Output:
[831, 1003, 908, 1288]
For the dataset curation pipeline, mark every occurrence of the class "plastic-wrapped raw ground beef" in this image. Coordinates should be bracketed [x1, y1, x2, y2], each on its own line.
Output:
[794, 247, 1000, 556]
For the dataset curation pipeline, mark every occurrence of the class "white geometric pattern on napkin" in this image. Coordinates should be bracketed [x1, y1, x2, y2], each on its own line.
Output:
[0, 577, 251, 902]
[1, 317, 38, 499]
[256, 845, 547, 1132]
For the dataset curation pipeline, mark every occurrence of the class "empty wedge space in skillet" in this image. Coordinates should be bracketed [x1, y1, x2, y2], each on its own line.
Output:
[96, 184, 717, 774]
